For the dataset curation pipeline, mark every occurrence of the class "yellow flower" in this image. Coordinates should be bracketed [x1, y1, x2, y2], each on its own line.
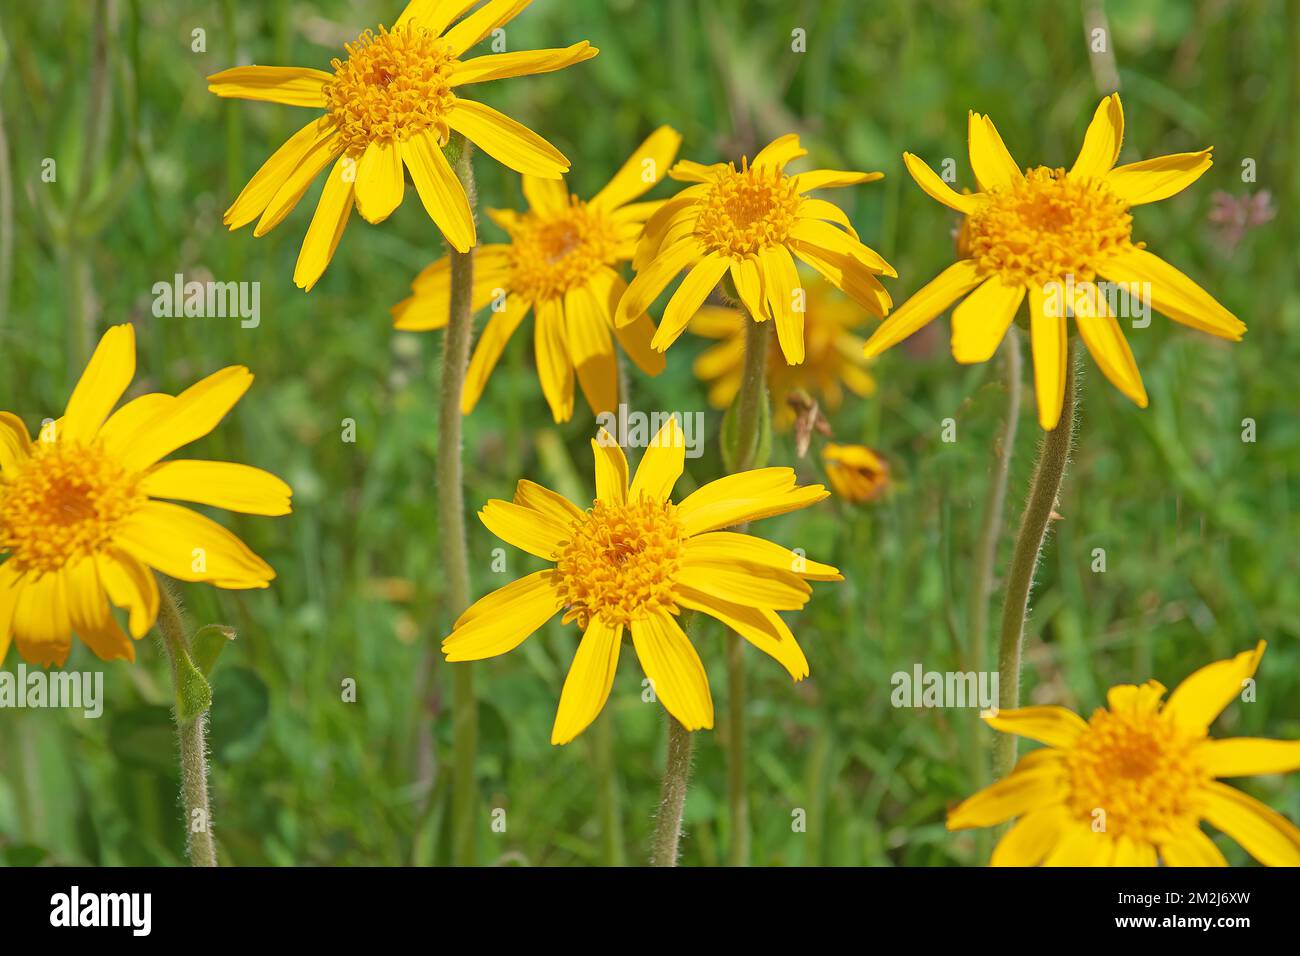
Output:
[864, 93, 1245, 430]
[822, 443, 889, 503]
[442, 418, 840, 744]
[208, 0, 597, 290]
[949, 642, 1300, 866]
[690, 280, 876, 421]
[615, 134, 895, 366]
[0, 326, 290, 667]
[392, 127, 682, 422]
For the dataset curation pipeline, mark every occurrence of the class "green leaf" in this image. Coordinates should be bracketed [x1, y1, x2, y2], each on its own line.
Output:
[209, 667, 270, 763]
[191, 624, 236, 677]
[173, 646, 213, 723]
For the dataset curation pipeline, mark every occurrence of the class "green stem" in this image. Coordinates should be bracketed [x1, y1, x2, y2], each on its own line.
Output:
[441, 136, 478, 867]
[993, 347, 1080, 781]
[156, 587, 217, 868]
[725, 316, 769, 867]
[650, 716, 694, 866]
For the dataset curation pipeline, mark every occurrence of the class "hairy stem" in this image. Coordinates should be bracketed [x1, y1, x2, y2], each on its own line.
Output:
[993, 348, 1080, 780]
[650, 717, 695, 866]
[441, 136, 478, 867]
[156, 586, 217, 868]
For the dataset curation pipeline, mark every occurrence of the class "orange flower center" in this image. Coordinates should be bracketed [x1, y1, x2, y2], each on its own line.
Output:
[963, 167, 1133, 286]
[554, 497, 686, 628]
[508, 201, 621, 301]
[1063, 705, 1208, 843]
[325, 25, 458, 149]
[695, 160, 802, 257]
[0, 439, 144, 574]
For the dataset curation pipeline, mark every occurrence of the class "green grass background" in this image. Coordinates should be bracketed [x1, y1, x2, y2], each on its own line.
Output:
[0, 0, 1297, 865]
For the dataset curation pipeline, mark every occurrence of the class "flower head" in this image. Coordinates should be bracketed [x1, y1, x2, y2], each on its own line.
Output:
[208, 0, 598, 290]
[392, 127, 681, 421]
[949, 642, 1300, 866]
[865, 94, 1246, 429]
[615, 134, 895, 365]
[689, 281, 876, 421]
[442, 418, 840, 744]
[822, 443, 889, 503]
[0, 326, 290, 667]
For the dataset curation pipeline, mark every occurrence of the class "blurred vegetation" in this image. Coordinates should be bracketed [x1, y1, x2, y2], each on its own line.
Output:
[0, 0, 1297, 866]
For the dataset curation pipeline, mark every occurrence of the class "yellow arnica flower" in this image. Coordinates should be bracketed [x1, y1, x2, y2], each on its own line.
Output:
[822, 443, 889, 503]
[208, 0, 597, 291]
[0, 325, 290, 667]
[863, 93, 1246, 430]
[949, 642, 1300, 866]
[392, 127, 682, 422]
[690, 279, 876, 421]
[442, 418, 840, 744]
[614, 134, 895, 365]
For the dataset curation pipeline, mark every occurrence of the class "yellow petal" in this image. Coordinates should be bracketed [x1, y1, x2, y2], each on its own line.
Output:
[1201, 781, 1300, 866]
[447, 99, 569, 178]
[461, 295, 531, 413]
[791, 169, 882, 193]
[751, 133, 807, 171]
[902, 151, 978, 214]
[534, 297, 574, 422]
[967, 112, 1022, 192]
[1028, 283, 1069, 430]
[551, 617, 622, 745]
[97, 548, 159, 639]
[760, 244, 805, 365]
[617, 239, 704, 328]
[946, 756, 1063, 829]
[354, 139, 404, 225]
[1159, 828, 1228, 866]
[1042, 824, 1110, 866]
[253, 129, 345, 237]
[65, 559, 134, 663]
[798, 197, 859, 239]
[791, 240, 892, 317]
[98, 394, 174, 458]
[206, 65, 332, 107]
[443, 570, 564, 661]
[12, 572, 72, 667]
[141, 461, 293, 516]
[0, 411, 31, 471]
[631, 610, 713, 731]
[788, 218, 894, 276]
[401, 131, 476, 252]
[678, 468, 828, 536]
[676, 585, 809, 681]
[668, 159, 727, 183]
[591, 125, 682, 210]
[991, 804, 1068, 866]
[862, 260, 983, 358]
[478, 499, 570, 560]
[60, 324, 135, 442]
[564, 284, 618, 416]
[115, 502, 275, 588]
[589, 267, 664, 377]
[451, 41, 597, 87]
[1164, 640, 1265, 734]
[685, 531, 841, 581]
[224, 118, 332, 229]
[1105, 148, 1213, 205]
[395, 0, 477, 33]
[1070, 93, 1124, 179]
[950, 275, 1024, 364]
[522, 175, 569, 214]
[983, 705, 1088, 749]
[1200, 738, 1300, 778]
[1097, 247, 1245, 341]
[1072, 285, 1148, 407]
[628, 417, 685, 503]
[120, 366, 253, 471]
[0, 562, 21, 661]
[730, 254, 767, 320]
[293, 153, 355, 292]
[512, 479, 583, 525]
[675, 556, 811, 610]
[652, 253, 729, 351]
[591, 429, 629, 505]
[443, 0, 533, 56]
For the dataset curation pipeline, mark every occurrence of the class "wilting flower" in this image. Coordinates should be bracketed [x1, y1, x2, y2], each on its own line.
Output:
[615, 134, 894, 365]
[863, 94, 1245, 430]
[0, 326, 290, 667]
[208, 0, 597, 290]
[822, 443, 889, 502]
[392, 127, 681, 421]
[949, 642, 1300, 866]
[442, 418, 839, 744]
[689, 279, 876, 423]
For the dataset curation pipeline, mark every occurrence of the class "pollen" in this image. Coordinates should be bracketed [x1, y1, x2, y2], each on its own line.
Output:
[0, 440, 145, 574]
[554, 496, 686, 629]
[1062, 704, 1208, 844]
[325, 25, 458, 150]
[963, 167, 1134, 286]
[508, 200, 621, 302]
[694, 158, 802, 257]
